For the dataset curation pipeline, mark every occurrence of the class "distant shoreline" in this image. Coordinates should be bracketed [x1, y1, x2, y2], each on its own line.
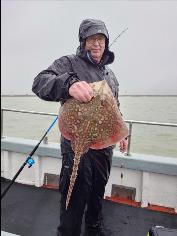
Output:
[1, 94, 177, 97]
[1, 95, 36, 97]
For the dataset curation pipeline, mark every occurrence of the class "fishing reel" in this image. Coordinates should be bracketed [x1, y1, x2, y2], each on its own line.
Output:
[27, 157, 35, 168]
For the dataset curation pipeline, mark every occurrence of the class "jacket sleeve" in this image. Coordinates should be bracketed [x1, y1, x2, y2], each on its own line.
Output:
[107, 68, 122, 113]
[32, 56, 79, 102]
[113, 77, 122, 114]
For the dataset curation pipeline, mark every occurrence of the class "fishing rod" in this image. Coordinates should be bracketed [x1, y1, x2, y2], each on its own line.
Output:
[109, 27, 128, 48]
[1, 115, 58, 200]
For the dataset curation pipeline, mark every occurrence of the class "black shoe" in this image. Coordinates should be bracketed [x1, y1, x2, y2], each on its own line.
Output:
[99, 227, 113, 236]
[84, 226, 113, 236]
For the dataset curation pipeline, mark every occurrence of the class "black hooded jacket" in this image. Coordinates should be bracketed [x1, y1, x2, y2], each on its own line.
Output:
[32, 19, 121, 154]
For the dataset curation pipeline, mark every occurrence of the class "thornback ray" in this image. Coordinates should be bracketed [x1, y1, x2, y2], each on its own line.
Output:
[58, 80, 129, 209]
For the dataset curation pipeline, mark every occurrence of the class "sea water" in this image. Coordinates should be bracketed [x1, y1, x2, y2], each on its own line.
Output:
[1, 96, 177, 158]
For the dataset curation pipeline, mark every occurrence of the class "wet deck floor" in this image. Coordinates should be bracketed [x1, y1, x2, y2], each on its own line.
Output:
[1, 178, 177, 236]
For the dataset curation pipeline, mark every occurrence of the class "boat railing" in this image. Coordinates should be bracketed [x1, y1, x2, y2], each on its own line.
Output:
[1, 108, 177, 156]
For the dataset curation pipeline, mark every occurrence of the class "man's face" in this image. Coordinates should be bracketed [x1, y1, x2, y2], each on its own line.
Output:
[85, 33, 106, 63]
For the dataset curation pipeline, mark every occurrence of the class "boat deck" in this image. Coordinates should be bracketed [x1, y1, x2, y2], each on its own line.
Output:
[1, 178, 177, 236]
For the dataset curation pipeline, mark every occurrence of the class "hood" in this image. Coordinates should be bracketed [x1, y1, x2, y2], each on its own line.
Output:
[77, 18, 115, 66]
[79, 19, 109, 44]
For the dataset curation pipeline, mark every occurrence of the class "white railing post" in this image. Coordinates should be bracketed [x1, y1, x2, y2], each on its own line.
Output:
[126, 122, 133, 156]
[1, 109, 3, 138]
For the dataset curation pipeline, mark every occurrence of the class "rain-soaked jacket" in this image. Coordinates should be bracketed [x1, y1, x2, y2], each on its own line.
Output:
[32, 19, 120, 155]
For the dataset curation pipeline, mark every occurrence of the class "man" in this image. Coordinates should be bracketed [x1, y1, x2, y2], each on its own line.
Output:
[32, 19, 128, 236]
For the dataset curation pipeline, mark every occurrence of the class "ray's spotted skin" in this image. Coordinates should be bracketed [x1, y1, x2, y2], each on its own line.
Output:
[58, 80, 128, 209]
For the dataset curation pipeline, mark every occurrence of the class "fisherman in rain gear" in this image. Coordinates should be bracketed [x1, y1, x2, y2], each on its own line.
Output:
[32, 18, 128, 236]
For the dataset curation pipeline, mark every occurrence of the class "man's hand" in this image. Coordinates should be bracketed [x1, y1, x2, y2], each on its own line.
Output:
[119, 139, 128, 153]
[69, 81, 93, 102]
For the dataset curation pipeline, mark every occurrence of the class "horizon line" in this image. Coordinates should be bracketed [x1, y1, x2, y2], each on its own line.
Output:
[1, 94, 177, 97]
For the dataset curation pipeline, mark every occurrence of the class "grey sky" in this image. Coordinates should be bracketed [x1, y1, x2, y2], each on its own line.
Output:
[1, 0, 177, 95]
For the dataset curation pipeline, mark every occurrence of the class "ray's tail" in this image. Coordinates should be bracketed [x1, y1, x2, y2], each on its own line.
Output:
[65, 154, 81, 210]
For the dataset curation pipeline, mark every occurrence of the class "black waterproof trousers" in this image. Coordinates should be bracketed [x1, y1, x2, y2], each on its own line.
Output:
[57, 147, 113, 236]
